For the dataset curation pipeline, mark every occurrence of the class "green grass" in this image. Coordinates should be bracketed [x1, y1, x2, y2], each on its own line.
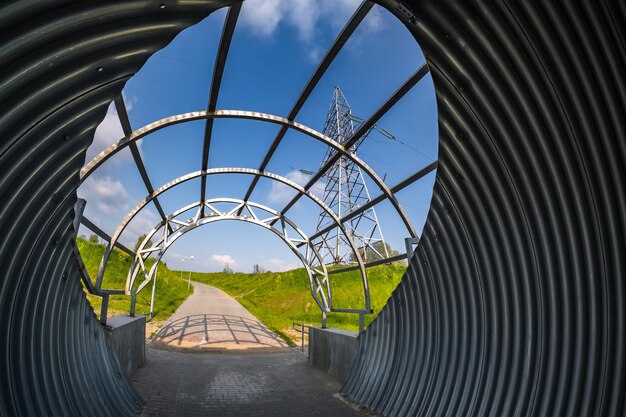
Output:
[188, 264, 406, 342]
[77, 237, 193, 321]
[77, 236, 406, 343]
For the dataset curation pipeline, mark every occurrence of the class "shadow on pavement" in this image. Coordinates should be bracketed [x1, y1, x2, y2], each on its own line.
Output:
[150, 314, 288, 350]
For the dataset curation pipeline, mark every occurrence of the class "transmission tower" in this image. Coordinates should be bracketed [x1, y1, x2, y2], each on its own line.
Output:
[313, 86, 389, 265]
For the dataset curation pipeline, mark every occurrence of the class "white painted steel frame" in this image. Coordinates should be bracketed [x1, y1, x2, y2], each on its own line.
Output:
[79, 109, 416, 239]
[127, 199, 331, 314]
[93, 168, 369, 311]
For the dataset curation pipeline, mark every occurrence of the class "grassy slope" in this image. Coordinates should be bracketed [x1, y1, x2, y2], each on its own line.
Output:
[77, 237, 193, 321]
[77, 236, 406, 343]
[188, 264, 405, 342]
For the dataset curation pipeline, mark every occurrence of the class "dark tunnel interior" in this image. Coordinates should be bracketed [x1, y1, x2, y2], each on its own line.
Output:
[0, 1, 624, 416]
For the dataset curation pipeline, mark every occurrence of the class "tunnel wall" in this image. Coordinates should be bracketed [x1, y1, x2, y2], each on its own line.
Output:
[343, 1, 626, 416]
[0, 1, 624, 417]
[0, 2, 229, 416]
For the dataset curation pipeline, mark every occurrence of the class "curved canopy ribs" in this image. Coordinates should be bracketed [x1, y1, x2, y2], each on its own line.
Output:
[76, 2, 435, 328]
[127, 199, 331, 317]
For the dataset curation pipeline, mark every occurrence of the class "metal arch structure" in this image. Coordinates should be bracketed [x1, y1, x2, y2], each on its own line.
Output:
[93, 168, 369, 312]
[79, 108, 419, 239]
[0, 2, 625, 417]
[126, 199, 331, 316]
[79, 106, 434, 319]
[199, 3, 241, 212]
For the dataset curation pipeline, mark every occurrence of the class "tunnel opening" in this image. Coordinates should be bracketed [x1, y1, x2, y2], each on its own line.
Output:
[75, 0, 438, 338]
[69, 2, 439, 414]
[1, 1, 623, 417]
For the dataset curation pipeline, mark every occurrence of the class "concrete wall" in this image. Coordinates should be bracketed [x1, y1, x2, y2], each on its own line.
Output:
[308, 327, 358, 383]
[106, 315, 146, 377]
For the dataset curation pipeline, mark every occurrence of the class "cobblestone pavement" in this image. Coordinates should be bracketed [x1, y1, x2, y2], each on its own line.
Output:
[133, 347, 372, 417]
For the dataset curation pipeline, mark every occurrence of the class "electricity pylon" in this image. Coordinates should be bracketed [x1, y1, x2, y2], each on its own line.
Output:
[313, 86, 389, 265]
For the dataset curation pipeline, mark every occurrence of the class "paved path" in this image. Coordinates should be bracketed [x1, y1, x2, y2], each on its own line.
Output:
[133, 283, 371, 416]
[133, 348, 370, 417]
[150, 282, 287, 351]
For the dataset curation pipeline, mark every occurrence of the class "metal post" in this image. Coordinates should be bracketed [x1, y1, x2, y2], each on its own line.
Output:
[359, 311, 365, 333]
[405, 237, 419, 261]
[129, 291, 136, 317]
[180, 258, 184, 281]
[188, 255, 194, 290]
[322, 310, 327, 328]
[100, 292, 109, 325]
[149, 263, 158, 320]
[73, 198, 86, 238]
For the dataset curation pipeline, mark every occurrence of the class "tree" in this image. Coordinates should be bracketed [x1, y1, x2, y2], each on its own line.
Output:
[134, 234, 152, 252]
[349, 241, 401, 263]
[88, 234, 99, 244]
[252, 264, 265, 274]
[223, 264, 234, 274]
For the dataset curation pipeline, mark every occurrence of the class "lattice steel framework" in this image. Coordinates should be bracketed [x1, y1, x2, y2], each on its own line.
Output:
[314, 87, 389, 265]
[80, 106, 435, 327]
[75, 0, 436, 332]
[128, 199, 330, 317]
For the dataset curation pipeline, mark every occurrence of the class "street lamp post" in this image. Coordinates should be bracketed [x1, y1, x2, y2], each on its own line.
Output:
[188, 256, 194, 290]
[180, 258, 184, 281]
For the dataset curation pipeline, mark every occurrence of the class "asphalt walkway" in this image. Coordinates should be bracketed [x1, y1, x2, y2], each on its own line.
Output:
[150, 282, 287, 351]
[133, 283, 369, 417]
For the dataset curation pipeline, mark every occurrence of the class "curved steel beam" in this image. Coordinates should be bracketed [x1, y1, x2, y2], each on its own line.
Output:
[127, 199, 331, 313]
[95, 168, 370, 309]
[240, 1, 375, 204]
[79, 109, 417, 238]
[113, 95, 171, 234]
[200, 3, 242, 207]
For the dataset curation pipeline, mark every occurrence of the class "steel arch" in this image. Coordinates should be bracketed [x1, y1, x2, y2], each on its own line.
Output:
[79, 109, 417, 238]
[95, 168, 369, 310]
[127, 199, 331, 314]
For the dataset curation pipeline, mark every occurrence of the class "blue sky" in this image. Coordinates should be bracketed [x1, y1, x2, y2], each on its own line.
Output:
[78, 0, 438, 274]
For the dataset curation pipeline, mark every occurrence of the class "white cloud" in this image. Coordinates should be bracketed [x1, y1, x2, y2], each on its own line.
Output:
[284, 0, 321, 41]
[266, 258, 300, 272]
[239, 0, 384, 63]
[78, 93, 143, 238]
[364, 7, 384, 32]
[78, 176, 130, 217]
[306, 45, 324, 63]
[210, 254, 237, 267]
[238, 0, 284, 38]
[267, 170, 309, 205]
[267, 170, 326, 205]
[86, 103, 125, 162]
[122, 209, 160, 247]
[85, 93, 140, 166]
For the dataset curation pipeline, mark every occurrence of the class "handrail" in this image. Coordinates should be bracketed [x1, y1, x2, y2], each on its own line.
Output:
[292, 322, 311, 356]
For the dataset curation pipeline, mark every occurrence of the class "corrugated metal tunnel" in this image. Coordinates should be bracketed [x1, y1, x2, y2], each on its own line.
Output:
[0, 1, 624, 416]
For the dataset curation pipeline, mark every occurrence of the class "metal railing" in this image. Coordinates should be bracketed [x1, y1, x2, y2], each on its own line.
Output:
[292, 322, 311, 356]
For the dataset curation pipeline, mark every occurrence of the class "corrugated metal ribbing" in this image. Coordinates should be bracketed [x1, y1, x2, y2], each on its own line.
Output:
[343, 1, 625, 416]
[0, 1, 624, 416]
[0, 2, 229, 416]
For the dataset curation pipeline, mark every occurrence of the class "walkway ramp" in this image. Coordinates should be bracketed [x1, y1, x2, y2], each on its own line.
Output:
[134, 283, 369, 416]
[150, 282, 287, 351]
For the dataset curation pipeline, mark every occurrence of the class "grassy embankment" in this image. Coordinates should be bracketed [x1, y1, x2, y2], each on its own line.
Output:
[78, 236, 406, 343]
[188, 264, 406, 343]
[77, 237, 192, 323]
